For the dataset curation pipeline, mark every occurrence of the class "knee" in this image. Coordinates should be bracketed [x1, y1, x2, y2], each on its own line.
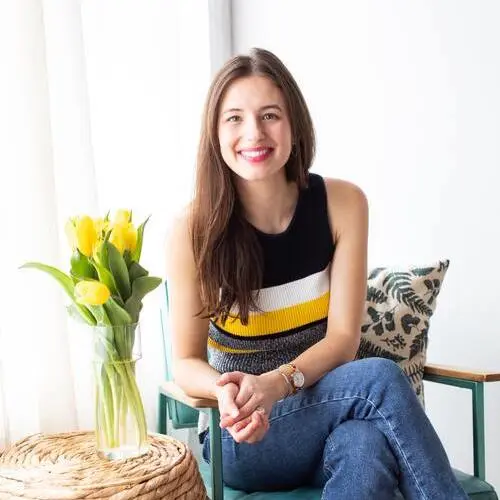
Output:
[329, 420, 389, 458]
[356, 357, 408, 387]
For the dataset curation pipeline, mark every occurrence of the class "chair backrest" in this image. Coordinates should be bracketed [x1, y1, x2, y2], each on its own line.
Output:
[161, 281, 200, 429]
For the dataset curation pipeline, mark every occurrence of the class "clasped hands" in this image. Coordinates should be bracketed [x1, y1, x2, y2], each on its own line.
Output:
[215, 371, 284, 444]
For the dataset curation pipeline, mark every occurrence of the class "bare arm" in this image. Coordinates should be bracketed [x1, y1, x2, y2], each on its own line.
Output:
[165, 212, 221, 400]
[288, 178, 368, 385]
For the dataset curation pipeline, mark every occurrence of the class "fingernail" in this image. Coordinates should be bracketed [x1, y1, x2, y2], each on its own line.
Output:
[232, 410, 239, 417]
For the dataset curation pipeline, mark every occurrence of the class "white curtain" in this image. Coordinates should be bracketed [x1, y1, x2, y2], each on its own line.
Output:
[0, 0, 229, 451]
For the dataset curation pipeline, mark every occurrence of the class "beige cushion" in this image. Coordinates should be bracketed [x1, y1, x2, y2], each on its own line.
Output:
[356, 260, 450, 404]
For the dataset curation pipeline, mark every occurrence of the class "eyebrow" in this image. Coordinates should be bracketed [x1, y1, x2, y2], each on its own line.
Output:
[222, 104, 283, 115]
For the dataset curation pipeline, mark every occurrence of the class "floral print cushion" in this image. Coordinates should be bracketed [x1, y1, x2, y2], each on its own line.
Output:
[356, 260, 450, 404]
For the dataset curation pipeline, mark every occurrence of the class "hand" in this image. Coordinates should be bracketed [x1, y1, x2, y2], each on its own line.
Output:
[216, 371, 286, 429]
[215, 381, 240, 423]
[226, 406, 270, 444]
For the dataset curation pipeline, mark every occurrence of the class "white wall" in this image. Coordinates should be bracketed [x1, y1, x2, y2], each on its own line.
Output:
[232, 0, 500, 490]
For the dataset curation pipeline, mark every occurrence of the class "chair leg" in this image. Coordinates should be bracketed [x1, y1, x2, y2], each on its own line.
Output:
[472, 382, 486, 480]
[158, 392, 168, 434]
[209, 408, 224, 500]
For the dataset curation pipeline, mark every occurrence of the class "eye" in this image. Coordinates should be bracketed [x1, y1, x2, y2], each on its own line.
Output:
[262, 112, 279, 121]
[226, 115, 241, 123]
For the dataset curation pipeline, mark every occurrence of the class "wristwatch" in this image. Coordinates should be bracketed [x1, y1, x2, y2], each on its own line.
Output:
[278, 363, 305, 394]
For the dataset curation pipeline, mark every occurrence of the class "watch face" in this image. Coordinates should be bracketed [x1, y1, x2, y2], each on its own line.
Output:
[292, 371, 305, 388]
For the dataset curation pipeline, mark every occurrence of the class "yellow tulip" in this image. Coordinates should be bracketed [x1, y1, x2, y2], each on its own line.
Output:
[124, 224, 137, 252]
[75, 216, 97, 257]
[65, 218, 77, 251]
[94, 217, 109, 238]
[110, 222, 137, 254]
[75, 280, 111, 306]
[114, 210, 131, 226]
[109, 223, 127, 254]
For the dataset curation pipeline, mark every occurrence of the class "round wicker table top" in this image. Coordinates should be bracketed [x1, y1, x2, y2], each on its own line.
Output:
[0, 431, 206, 500]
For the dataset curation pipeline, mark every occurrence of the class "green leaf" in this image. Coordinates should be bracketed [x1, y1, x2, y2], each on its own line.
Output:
[107, 241, 131, 300]
[92, 258, 119, 297]
[70, 250, 97, 280]
[88, 304, 110, 325]
[103, 297, 133, 325]
[131, 216, 150, 263]
[128, 261, 149, 282]
[95, 231, 111, 269]
[123, 250, 133, 269]
[124, 298, 142, 325]
[124, 276, 162, 322]
[66, 304, 90, 324]
[20, 262, 96, 325]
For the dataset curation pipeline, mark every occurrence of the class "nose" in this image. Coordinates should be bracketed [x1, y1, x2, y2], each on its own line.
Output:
[243, 115, 265, 142]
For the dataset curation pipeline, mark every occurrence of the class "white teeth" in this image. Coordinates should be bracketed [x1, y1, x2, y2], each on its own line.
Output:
[240, 148, 270, 158]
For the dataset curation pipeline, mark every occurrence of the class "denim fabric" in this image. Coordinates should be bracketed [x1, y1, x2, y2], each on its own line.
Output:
[203, 358, 468, 499]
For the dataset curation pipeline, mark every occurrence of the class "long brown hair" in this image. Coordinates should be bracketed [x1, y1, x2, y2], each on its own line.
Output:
[191, 48, 315, 325]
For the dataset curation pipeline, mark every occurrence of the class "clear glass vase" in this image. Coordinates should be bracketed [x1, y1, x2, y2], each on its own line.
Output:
[92, 322, 148, 460]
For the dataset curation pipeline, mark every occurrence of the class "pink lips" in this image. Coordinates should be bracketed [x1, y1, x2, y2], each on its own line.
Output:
[238, 147, 274, 163]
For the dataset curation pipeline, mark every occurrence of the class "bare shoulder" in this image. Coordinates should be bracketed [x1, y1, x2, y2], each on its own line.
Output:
[322, 177, 368, 238]
[323, 177, 368, 207]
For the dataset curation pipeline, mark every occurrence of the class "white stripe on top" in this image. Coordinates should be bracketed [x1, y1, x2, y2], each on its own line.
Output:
[248, 264, 331, 314]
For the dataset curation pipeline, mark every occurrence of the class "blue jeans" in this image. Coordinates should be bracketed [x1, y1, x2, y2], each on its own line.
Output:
[202, 358, 468, 499]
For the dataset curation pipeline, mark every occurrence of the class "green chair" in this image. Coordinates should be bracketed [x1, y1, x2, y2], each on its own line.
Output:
[158, 282, 499, 499]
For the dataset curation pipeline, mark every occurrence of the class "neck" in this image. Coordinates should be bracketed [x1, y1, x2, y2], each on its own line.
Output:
[235, 172, 299, 234]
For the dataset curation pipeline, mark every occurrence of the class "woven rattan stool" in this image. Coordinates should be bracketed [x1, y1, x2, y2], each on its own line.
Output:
[0, 431, 206, 499]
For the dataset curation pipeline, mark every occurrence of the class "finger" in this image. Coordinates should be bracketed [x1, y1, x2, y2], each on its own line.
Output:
[217, 372, 243, 386]
[237, 396, 265, 420]
[245, 412, 271, 443]
[220, 400, 255, 428]
[244, 426, 267, 444]
[237, 411, 269, 443]
[231, 415, 253, 433]
[220, 398, 239, 419]
[232, 415, 262, 443]
[226, 415, 253, 440]
[219, 388, 240, 420]
[220, 393, 257, 428]
[219, 402, 239, 419]
[234, 387, 256, 408]
[220, 410, 246, 428]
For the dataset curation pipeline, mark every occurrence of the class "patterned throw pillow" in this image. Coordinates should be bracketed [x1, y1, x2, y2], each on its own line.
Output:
[356, 260, 450, 405]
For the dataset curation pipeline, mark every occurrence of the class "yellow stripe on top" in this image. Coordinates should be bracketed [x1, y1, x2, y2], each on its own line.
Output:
[215, 291, 330, 337]
[207, 337, 259, 354]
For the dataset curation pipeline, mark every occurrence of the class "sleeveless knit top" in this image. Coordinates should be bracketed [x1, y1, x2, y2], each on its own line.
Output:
[207, 173, 335, 376]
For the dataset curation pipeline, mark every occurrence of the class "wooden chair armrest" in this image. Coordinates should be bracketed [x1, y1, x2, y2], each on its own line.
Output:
[159, 380, 218, 408]
[424, 363, 500, 382]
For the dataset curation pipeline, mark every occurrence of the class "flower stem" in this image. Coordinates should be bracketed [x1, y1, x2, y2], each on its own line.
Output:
[94, 326, 147, 452]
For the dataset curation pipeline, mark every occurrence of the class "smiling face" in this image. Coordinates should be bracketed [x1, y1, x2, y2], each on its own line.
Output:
[217, 75, 293, 183]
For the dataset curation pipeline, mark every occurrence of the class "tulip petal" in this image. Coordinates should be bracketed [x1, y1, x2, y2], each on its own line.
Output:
[76, 216, 97, 257]
[75, 280, 111, 306]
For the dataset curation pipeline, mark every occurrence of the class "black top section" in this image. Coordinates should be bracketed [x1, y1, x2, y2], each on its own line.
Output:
[253, 173, 335, 288]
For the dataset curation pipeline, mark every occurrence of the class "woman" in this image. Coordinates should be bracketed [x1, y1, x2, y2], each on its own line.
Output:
[166, 47, 467, 499]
